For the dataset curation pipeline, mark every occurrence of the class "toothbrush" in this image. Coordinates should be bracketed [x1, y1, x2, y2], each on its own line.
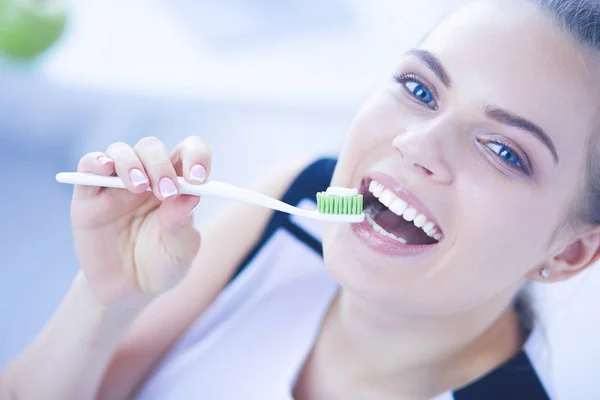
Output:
[55, 172, 364, 223]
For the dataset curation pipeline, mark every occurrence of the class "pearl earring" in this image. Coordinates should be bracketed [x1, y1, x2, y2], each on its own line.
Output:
[540, 268, 551, 279]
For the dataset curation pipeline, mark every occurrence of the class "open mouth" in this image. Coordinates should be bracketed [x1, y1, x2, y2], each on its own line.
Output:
[360, 178, 443, 246]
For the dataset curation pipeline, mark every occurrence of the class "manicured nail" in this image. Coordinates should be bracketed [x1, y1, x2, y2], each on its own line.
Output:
[129, 169, 148, 187]
[159, 177, 178, 198]
[190, 164, 207, 182]
[97, 156, 113, 165]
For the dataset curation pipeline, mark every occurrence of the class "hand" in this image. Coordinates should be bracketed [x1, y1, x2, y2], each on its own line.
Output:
[70, 136, 211, 306]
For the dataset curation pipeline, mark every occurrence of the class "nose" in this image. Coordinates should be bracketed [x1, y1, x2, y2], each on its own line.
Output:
[392, 121, 454, 185]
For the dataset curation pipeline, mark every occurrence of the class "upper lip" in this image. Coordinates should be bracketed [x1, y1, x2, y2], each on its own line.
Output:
[363, 172, 443, 234]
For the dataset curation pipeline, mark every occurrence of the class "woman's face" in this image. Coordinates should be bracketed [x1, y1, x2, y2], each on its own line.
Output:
[323, 0, 600, 314]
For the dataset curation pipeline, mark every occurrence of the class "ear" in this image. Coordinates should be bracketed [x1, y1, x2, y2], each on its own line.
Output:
[529, 231, 600, 283]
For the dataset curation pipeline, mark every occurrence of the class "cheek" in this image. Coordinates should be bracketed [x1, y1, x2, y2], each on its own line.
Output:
[457, 174, 557, 246]
[450, 178, 555, 283]
[332, 92, 409, 186]
[341, 92, 407, 154]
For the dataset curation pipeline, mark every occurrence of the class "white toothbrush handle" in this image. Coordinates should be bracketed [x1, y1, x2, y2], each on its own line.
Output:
[55, 172, 364, 223]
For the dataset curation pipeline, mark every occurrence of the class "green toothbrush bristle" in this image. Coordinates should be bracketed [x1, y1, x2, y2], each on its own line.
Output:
[316, 192, 363, 215]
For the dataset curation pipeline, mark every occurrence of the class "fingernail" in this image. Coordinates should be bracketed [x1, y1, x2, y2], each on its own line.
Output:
[190, 164, 207, 182]
[129, 169, 148, 187]
[159, 177, 178, 198]
[97, 156, 113, 165]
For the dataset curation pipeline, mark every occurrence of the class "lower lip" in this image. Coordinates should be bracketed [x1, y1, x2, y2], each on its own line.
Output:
[351, 214, 439, 257]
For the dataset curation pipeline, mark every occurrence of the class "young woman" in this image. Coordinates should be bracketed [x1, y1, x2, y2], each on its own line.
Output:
[2, 0, 600, 398]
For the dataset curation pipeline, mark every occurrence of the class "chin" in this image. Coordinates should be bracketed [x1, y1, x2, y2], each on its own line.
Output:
[322, 224, 424, 304]
[321, 225, 483, 316]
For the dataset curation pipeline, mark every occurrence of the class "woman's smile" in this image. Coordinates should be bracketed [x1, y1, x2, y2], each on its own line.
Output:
[351, 172, 443, 256]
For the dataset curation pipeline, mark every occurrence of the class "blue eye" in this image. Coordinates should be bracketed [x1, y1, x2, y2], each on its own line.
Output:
[486, 142, 524, 169]
[406, 81, 434, 104]
[394, 74, 438, 109]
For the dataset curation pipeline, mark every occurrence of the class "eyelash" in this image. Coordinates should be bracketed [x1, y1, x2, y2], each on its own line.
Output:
[480, 139, 532, 176]
[393, 73, 439, 110]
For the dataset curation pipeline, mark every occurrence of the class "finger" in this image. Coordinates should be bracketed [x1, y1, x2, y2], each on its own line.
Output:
[136, 197, 201, 294]
[158, 194, 201, 233]
[105, 142, 150, 193]
[171, 136, 212, 185]
[134, 137, 180, 201]
[156, 195, 202, 279]
[74, 152, 116, 198]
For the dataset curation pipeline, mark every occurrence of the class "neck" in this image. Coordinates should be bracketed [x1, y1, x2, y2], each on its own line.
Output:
[318, 288, 523, 397]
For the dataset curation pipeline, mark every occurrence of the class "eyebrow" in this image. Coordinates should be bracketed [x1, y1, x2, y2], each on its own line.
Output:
[405, 49, 452, 88]
[485, 106, 559, 165]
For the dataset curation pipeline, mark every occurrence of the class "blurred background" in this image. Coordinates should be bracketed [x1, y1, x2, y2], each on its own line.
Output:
[0, 1, 598, 399]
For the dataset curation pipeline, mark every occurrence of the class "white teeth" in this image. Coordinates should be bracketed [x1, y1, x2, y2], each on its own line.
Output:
[379, 190, 394, 207]
[373, 184, 384, 197]
[402, 207, 417, 221]
[387, 232, 408, 244]
[367, 180, 442, 242]
[364, 210, 408, 244]
[422, 222, 435, 233]
[389, 198, 408, 216]
[368, 180, 378, 193]
[413, 214, 427, 228]
[395, 235, 407, 244]
[434, 233, 442, 241]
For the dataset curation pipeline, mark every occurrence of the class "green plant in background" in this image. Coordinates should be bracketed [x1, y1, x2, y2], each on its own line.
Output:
[0, 0, 68, 61]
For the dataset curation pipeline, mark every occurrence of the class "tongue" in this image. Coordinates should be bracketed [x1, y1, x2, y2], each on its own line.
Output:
[374, 209, 434, 245]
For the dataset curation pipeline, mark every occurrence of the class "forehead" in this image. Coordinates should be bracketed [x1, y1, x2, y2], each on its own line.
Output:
[419, 0, 600, 167]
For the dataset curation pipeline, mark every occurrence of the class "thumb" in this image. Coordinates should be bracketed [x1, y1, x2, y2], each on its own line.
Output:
[157, 194, 202, 268]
